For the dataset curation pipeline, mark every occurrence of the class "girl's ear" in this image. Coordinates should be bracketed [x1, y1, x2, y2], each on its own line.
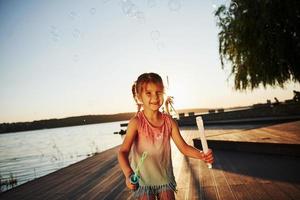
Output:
[136, 95, 143, 104]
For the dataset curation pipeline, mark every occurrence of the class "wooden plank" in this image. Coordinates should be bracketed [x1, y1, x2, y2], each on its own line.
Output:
[67, 162, 121, 199]
[230, 184, 254, 200]
[202, 186, 218, 200]
[274, 181, 300, 200]
[1, 122, 300, 200]
[175, 129, 199, 200]
[212, 151, 236, 200]
[203, 120, 300, 145]
[113, 184, 133, 200]
[187, 158, 202, 200]
[243, 183, 273, 200]
[260, 183, 292, 200]
[216, 151, 244, 186]
[42, 156, 118, 199]
[175, 155, 190, 200]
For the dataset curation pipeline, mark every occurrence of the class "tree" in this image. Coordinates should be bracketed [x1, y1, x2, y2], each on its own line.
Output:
[215, 0, 300, 90]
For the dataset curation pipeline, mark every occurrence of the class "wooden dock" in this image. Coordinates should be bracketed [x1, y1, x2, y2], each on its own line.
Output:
[1, 121, 300, 199]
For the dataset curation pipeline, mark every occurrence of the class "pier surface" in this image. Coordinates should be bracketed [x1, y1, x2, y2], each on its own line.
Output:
[1, 121, 300, 199]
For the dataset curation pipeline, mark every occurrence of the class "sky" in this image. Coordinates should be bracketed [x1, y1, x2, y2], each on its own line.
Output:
[0, 0, 299, 123]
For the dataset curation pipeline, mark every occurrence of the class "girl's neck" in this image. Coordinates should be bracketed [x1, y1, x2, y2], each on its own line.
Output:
[142, 109, 161, 120]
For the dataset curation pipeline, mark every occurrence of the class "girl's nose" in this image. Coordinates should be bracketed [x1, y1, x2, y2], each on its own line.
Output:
[152, 94, 159, 99]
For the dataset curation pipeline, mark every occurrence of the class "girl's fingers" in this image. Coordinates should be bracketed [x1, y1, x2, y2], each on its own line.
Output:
[126, 179, 137, 190]
[128, 184, 136, 190]
[204, 150, 214, 164]
[131, 185, 137, 190]
[207, 158, 214, 164]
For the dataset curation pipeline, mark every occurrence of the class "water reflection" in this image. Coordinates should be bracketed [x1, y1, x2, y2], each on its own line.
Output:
[0, 121, 126, 192]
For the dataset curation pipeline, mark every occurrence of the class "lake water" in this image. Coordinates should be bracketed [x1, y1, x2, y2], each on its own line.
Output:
[0, 121, 127, 192]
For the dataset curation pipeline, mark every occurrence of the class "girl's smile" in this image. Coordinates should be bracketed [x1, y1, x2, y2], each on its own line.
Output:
[139, 82, 164, 111]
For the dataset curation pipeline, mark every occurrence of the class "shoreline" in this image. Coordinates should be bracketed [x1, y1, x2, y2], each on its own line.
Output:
[0, 113, 134, 134]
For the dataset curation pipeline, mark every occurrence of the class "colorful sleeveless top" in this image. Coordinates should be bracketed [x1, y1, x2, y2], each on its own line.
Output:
[130, 111, 177, 197]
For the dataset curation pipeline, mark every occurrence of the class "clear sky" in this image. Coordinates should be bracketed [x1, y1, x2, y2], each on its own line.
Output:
[0, 0, 299, 123]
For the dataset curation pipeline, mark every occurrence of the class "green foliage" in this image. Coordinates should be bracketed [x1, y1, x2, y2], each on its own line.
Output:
[215, 0, 300, 90]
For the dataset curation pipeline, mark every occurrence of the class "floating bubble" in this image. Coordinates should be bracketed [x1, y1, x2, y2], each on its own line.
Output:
[119, 0, 148, 24]
[121, 0, 135, 16]
[156, 42, 165, 50]
[135, 11, 146, 24]
[50, 26, 60, 42]
[147, 0, 156, 8]
[72, 28, 81, 39]
[69, 11, 78, 20]
[50, 26, 58, 34]
[73, 54, 80, 62]
[128, 5, 139, 18]
[151, 30, 160, 41]
[102, 0, 110, 3]
[90, 8, 96, 15]
[168, 0, 181, 12]
[121, 0, 145, 22]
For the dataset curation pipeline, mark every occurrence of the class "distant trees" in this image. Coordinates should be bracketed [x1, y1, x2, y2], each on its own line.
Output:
[215, 0, 300, 90]
[0, 113, 135, 134]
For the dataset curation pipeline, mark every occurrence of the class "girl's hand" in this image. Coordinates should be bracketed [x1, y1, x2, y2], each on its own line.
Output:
[126, 176, 137, 190]
[202, 149, 214, 164]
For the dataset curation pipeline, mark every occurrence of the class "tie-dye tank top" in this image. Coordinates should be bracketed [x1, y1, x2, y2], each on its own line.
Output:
[130, 111, 177, 197]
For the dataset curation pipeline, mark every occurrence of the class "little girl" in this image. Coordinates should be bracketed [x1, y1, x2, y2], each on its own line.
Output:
[118, 72, 214, 200]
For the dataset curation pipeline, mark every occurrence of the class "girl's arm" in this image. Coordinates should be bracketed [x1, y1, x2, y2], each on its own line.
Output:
[170, 119, 214, 163]
[118, 116, 138, 188]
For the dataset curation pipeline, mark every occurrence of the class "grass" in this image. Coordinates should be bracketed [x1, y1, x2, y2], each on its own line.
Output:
[0, 172, 18, 193]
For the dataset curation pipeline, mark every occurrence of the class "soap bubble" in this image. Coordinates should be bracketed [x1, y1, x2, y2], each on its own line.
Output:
[121, 0, 135, 16]
[72, 28, 81, 39]
[156, 42, 165, 50]
[147, 0, 156, 8]
[69, 11, 78, 20]
[151, 30, 160, 41]
[168, 0, 181, 12]
[121, 0, 145, 23]
[50, 26, 60, 42]
[135, 11, 146, 24]
[73, 54, 80, 62]
[90, 8, 96, 15]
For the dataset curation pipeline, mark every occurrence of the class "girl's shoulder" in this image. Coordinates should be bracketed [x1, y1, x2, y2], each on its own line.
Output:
[163, 112, 179, 129]
[161, 112, 174, 121]
[161, 112, 177, 129]
[127, 114, 139, 129]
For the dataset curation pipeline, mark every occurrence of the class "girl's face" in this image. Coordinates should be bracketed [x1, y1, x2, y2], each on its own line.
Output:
[138, 82, 164, 112]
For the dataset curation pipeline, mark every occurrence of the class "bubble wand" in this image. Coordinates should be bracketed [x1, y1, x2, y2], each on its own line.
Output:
[196, 116, 212, 169]
[129, 151, 148, 187]
[165, 76, 178, 117]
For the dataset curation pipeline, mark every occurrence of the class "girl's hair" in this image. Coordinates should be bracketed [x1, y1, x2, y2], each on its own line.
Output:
[132, 72, 164, 112]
